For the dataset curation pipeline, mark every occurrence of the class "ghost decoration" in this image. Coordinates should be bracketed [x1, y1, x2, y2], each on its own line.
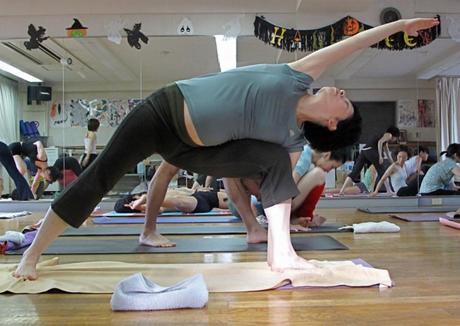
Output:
[105, 19, 125, 45]
[177, 17, 194, 35]
[222, 15, 244, 39]
[447, 15, 460, 42]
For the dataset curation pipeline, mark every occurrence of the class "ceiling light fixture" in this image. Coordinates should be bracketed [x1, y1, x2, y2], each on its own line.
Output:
[0, 59, 42, 82]
[214, 35, 236, 72]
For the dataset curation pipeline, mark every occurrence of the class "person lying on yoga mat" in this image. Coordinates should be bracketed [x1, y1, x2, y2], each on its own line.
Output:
[13, 17, 439, 280]
[115, 186, 229, 214]
[339, 126, 400, 195]
[370, 146, 410, 197]
[420, 143, 460, 196]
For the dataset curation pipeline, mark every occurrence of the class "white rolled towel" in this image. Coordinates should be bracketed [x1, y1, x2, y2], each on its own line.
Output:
[111, 273, 208, 311]
[340, 221, 400, 233]
[0, 231, 26, 244]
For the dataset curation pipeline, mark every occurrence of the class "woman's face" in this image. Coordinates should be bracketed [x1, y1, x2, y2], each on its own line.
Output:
[396, 151, 408, 165]
[314, 87, 354, 131]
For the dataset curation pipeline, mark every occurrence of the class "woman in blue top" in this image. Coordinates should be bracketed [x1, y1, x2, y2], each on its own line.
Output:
[14, 17, 439, 280]
[420, 143, 460, 196]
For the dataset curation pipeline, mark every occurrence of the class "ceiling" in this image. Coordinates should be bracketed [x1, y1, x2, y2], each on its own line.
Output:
[0, 30, 459, 90]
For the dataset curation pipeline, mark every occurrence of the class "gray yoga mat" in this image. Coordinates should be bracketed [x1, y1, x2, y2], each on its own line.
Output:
[390, 213, 451, 222]
[62, 224, 349, 236]
[92, 216, 241, 224]
[358, 206, 459, 214]
[7, 235, 348, 255]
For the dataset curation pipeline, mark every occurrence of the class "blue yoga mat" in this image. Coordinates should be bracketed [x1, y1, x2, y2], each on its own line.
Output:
[93, 210, 233, 217]
[92, 215, 242, 224]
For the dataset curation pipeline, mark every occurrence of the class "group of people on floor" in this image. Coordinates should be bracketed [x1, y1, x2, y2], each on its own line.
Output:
[0, 118, 100, 200]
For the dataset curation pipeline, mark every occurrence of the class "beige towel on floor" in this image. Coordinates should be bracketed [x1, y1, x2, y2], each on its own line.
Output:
[0, 258, 392, 294]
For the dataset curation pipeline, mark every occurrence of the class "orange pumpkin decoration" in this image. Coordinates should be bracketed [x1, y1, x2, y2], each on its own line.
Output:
[343, 17, 360, 36]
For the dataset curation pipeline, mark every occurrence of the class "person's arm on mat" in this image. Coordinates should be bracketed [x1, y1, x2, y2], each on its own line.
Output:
[371, 164, 397, 196]
[30, 173, 42, 198]
[288, 18, 439, 80]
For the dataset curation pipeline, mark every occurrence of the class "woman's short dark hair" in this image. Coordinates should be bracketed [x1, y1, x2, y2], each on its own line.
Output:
[114, 195, 140, 213]
[386, 126, 400, 138]
[329, 148, 347, 164]
[46, 166, 61, 183]
[303, 105, 362, 152]
[87, 118, 100, 132]
[440, 143, 460, 158]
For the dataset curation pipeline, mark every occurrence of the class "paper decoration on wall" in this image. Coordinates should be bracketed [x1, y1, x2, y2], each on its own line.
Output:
[254, 15, 441, 52]
[446, 15, 460, 42]
[124, 23, 149, 49]
[50, 98, 143, 128]
[222, 15, 244, 38]
[177, 17, 194, 35]
[105, 19, 125, 45]
[24, 24, 49, 50]
[66, 18, 88, 38]
[417, 100, 435, 128]
[397, 100, 417, 128]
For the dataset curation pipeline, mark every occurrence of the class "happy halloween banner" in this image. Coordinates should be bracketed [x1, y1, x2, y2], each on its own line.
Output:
[254, 15, 441, 52]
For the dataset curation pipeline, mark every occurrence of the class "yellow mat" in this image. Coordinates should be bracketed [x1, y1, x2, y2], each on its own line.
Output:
[0, 258, 392, 293]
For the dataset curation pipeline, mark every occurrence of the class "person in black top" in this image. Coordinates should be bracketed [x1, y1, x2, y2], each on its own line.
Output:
[340, 126, 400, 194]
[8, 140, 60, 197]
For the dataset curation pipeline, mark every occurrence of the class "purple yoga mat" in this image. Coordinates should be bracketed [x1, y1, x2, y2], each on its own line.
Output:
[390, 213, 450, 222]
[92, 215, 241, 224]
[278, 258, 388, 290]
[6, 230, 37, 251]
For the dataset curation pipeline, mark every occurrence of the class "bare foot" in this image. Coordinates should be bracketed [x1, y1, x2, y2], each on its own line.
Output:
[139, 232, 176, 247]
[291, 216, 312, 227]
[12, 252, 39, 280]
[310, 215, 326, 227]
[246, 226, 268, 244]
[269, 253, 316, 272]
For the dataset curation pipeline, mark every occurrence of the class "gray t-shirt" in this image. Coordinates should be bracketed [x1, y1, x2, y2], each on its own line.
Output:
[420, 157, 457, 193]
[176, 64, 313, 153]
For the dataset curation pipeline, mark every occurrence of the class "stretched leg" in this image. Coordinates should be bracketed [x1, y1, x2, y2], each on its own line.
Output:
[340, 151, 368, 194]
[14, 98, 166, 279]
[223, 178, 267, 244]
[266, 200, 315, 272]
[140, 162, 178, 247]
[13, 207, 68, 280]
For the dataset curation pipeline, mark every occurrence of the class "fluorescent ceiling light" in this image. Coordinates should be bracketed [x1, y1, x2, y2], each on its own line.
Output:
[214, 35, 236, 72]
[0, 59, 42, 82]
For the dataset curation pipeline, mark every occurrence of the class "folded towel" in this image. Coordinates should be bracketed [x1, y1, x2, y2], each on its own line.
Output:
[111, 273, 208, 311]
[340, 221, 400, 233]
[0, 231, 25, 244]
[0, 211, 31, 219]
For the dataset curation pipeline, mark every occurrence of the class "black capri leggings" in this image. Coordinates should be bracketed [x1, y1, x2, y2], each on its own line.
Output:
[52, 84, 298, 228]
[348, 148, 387, 183]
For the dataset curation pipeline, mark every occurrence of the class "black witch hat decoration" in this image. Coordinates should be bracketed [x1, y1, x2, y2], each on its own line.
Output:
[66, 18, 88, 37]
[24, 24, 49, 50]
[124, 23, 149, 49]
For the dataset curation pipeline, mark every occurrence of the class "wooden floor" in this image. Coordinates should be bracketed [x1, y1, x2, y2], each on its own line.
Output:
[1, 208, 460, 325]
